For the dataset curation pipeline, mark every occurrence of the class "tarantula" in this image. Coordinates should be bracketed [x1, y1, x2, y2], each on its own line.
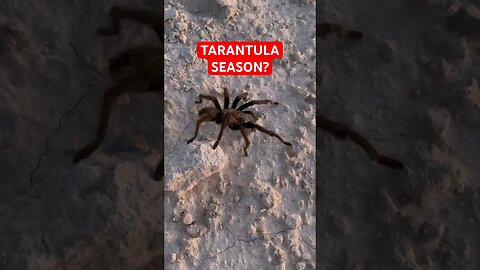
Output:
[316, 23, 404, 169]
[187, 88, 292, 156]
[72, 6, 164, 180]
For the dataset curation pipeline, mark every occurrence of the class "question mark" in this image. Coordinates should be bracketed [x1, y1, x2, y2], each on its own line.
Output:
[264, 61, 270, 73]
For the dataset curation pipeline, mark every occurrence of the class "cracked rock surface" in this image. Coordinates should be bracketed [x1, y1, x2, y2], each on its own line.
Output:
[0, 0, 163, 269]
[164, 0, 315, 268]
[317, 1, 480, 269]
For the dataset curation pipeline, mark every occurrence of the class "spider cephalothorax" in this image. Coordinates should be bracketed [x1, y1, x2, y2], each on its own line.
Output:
[72, 6, 164, 181]
[187, 88, 292, 156]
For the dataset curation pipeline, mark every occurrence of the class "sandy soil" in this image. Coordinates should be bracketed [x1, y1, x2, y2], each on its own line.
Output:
[0, 0, 479, 269]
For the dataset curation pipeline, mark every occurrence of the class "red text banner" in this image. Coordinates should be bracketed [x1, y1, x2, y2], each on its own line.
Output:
[197, 41, 283, 75]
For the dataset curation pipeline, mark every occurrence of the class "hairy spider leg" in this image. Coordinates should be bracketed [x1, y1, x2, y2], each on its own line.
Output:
[212, 114, 230, 149]
[187, 113, 217, 144]
[231, 92, 248, 109]
[317, 115, 404, 169]
[195, 95, 222, 110]
[348, 130, 405, 169]
[316, 23, 363, 40]
[223, 88, 230, 109]
[238, 100, 279, 111]
[242, 121, 292, 146]
[73, 74, 149, 164]
[97, 6, 163, 39]
[240, 127, 250, 156]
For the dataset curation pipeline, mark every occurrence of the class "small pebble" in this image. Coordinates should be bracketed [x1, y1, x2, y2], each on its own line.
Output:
[175, 21, 188, 31]
[183, 213, 194, 225]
